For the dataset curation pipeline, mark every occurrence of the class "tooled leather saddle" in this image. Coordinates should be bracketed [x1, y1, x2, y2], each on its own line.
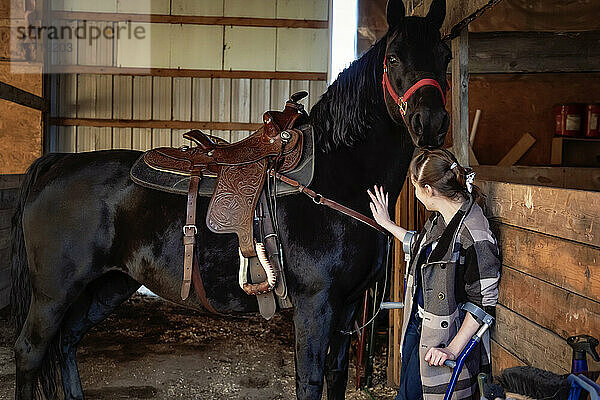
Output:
[130, 92, 312, 313]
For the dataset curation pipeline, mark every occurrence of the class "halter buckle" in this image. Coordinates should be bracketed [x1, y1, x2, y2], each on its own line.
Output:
[398, 98, 408, 115]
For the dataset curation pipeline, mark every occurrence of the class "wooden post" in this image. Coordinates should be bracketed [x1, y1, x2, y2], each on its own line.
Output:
[451, 28, 469, 166]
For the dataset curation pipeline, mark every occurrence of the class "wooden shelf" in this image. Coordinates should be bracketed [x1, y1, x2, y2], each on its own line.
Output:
[551, 136, 600, 167]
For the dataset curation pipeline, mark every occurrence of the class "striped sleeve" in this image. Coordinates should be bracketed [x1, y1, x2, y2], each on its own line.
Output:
[463, 239, 501, 310]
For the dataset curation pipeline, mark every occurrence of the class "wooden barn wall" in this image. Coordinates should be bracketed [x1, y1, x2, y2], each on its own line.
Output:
[478, 180, 600, 376]
[47, 0, 329, 152]
[445, 73, 600, 166]
[48, 75, 328, 151]
[0, 175, 24, 310]
[0, 0, 44, 174]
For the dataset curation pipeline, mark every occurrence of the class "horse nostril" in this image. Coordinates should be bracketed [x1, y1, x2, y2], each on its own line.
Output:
[411, 110, 430, 138]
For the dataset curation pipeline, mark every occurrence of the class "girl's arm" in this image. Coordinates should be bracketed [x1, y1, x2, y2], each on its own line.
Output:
[367, 185, 408, 242]
[424, 312, 480, 366]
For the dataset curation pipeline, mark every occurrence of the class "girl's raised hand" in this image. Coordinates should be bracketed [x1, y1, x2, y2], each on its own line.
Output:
[367, 185, 391, 227]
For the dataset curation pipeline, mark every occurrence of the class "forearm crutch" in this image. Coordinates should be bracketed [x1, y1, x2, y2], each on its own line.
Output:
[442, 302, 495, 400]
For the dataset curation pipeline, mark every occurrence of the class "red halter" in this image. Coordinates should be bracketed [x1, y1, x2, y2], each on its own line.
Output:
[382, 57, 447, 122]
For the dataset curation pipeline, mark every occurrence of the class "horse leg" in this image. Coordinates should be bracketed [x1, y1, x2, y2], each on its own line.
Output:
[293, 293, 335, 400]
[59, 272, 140, 400]
[14, 295, 72, 400]
[325, 303, 359, 400]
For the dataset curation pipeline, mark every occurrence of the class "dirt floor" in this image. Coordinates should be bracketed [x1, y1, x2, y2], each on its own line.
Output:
[0, 294, 398, 399]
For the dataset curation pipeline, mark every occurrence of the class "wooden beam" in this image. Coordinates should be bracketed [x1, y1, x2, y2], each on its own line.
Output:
[50, 117, 262, 131]
[53, 65, 328, 81]
[474, 166, 600, 191]
[50, 11, 329, 29]
[499, 266, 600, 339]
[409, 0, 502, 40]
[0, 81, 47, 111]
[468, 31, 600, 74]
[496, 132, 536, 166]
[492, 223, 600, 304]
[480, 180, 600, 247]
[451, 28, 469, 166]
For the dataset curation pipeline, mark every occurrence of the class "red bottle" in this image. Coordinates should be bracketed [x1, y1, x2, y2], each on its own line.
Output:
[554, 104, 583, 137]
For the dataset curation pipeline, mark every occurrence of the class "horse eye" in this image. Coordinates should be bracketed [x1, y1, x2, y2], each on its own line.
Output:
[388, 55, 398, 64]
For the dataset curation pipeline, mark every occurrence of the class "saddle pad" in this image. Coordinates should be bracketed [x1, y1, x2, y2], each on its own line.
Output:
[130, 123, 315, 197]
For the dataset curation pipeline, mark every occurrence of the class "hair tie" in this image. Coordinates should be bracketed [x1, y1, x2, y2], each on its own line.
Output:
[466, 171, 476, 193]
[450, 162, 458, 170]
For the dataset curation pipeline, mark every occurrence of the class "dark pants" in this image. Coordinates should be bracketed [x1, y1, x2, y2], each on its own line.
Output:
[395, 309, 423, 400]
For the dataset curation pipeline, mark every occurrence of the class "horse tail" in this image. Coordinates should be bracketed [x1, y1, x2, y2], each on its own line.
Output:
[11, 153, 64, 399]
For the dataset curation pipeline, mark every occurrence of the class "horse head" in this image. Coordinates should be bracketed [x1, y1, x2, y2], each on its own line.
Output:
[383, 0, 451, 149]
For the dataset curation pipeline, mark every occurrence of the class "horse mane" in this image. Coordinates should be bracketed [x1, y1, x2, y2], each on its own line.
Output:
[309, 35, 388, 153]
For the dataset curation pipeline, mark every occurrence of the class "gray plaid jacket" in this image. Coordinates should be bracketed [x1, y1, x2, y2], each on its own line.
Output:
[400, 196, 501, 400]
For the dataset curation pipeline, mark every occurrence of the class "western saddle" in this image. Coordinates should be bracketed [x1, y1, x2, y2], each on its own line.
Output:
[142, 92, 308, 311]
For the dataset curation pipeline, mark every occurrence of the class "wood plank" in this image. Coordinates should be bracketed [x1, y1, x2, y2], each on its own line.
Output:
[152, 77, 172, 147]
[480, 180, 600, 247]
[0, 175, 24, 190]
[250, 79, 271, 123]
[50, 11, 329, 29]
[173, 77, 192, 121]
[494, 224, 600, 303]
[270, 80, 290, 109]
[55, 65, 327, 81]
[490, 339, 526, 377]
[132, 76, 152, 151]
[224, 26, 276, 71]
[474, 166, 600, 192]
[94, 75, 113, 150]
[191, 78, 211, 122]
[50, 117, 262, 131]
[499, 266, 600, 340]
[56, 126, 77, 153]
[308, 80, 327, 111]
[468, 31, 600, 74]
[57, 74, 77, 118]
[211, 78, 231, 124]
[409, 0, 502, 40]
[492, 304, 571, 375]
[497, 133, 536, 166]
[0, 81, 46, 111]
[113, 75, 133, 149]
[451, 28, 469, 166]
[231, 79, 251, 123]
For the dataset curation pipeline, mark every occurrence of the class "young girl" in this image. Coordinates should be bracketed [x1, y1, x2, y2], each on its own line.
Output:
[368, 148, 501, 400]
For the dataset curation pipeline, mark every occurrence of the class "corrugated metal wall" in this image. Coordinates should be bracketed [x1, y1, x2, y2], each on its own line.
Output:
[47, 0, 330, 152]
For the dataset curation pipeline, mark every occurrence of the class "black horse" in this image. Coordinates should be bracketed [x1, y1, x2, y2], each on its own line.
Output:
[11, 1, 450, 398]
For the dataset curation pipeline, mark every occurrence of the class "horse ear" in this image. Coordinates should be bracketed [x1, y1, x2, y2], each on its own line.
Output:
[426, 0, 446, 30]
[386, 0, 406, 29]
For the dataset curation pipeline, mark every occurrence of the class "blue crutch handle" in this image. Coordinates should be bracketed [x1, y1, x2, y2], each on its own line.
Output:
[568, 374, 600, 400]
